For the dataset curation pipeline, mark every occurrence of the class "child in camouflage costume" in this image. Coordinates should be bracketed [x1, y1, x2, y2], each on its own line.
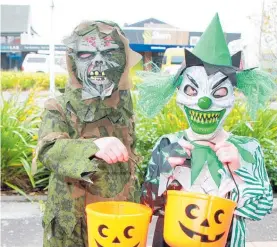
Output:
[138, 14, 275, 247]
[33, 21, 141, 247]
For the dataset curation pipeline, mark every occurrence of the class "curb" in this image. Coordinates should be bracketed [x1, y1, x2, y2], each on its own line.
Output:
[0, 195, 47, 202]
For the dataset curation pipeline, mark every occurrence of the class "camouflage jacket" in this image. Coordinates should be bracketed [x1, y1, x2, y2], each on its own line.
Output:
[37, 85, 140, 238]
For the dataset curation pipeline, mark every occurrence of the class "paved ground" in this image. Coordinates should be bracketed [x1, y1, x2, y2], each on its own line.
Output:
[1, 198, 277, 247]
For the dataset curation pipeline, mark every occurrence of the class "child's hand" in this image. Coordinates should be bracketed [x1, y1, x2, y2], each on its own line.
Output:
[94, 137, 129, 164]
[168, 140, 194, 168]
[213, 141, 240, 172]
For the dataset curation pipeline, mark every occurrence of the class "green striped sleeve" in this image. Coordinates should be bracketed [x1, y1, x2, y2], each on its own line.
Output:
[233, 141, 273, 221]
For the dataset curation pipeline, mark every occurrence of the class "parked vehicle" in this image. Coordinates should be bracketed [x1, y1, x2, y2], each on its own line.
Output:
[161, 47, 185, 74]
[21, 53, 67, 74]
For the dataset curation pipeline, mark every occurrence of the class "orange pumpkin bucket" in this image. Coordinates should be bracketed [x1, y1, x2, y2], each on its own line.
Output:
[86, 201, 152, 247]
[164, 191, 237, 247]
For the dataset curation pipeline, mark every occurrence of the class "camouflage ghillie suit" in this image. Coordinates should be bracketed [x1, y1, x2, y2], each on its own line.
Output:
[34, 21, 141, 247]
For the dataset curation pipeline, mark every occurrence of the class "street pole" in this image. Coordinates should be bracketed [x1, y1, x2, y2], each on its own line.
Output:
[49, 0, 55, 95]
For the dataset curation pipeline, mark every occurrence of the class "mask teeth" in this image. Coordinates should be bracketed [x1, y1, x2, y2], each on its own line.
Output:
[190, 109, 221, 124]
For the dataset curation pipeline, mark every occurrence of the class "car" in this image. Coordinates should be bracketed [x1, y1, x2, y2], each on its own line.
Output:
[21, 53, 67, 74]
[161, 47, 185, 75]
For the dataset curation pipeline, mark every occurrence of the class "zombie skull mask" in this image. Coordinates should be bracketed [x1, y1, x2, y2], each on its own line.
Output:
[176, 66, 235, 138]
[68, 24, 126, 99]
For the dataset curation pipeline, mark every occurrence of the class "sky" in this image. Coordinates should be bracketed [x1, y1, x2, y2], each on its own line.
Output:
[1, 0, 263, 43]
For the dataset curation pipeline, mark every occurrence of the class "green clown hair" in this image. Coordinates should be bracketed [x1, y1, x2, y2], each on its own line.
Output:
[136, 66, 276, 119]
[236, 69, 276, 119]
[136, 63, 183, 118]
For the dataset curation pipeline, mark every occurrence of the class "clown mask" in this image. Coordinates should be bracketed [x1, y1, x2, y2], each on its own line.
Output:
[71, 26, 126, 99]
[176, 66, 235, 139]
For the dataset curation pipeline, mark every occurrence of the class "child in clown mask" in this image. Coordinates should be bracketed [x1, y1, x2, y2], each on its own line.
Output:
[138, 14, 275, 247]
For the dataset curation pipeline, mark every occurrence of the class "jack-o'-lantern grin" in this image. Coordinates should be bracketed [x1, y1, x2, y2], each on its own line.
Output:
[178, 221, 225, 243]
[178, 203, 226, 243]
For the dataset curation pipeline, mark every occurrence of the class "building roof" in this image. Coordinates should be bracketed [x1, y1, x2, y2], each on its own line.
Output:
[1, 5, 37, 35]
[126, 18, 169, 27]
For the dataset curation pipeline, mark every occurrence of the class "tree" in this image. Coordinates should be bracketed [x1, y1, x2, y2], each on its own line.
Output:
[242, 0, 277, 81]
[259, 0, 277, 79]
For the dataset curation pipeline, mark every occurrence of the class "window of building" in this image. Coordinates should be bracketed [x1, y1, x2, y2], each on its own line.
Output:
[190, 36, 200, 46]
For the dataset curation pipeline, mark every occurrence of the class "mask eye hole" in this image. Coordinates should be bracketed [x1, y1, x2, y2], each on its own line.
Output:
[213, 87, 228, 98]
[104, 51, 113, 59]
[77, 52, 93, 59]
[184, 85, 198, 96]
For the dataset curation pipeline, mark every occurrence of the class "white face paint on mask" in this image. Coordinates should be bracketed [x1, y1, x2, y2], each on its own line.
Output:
[176, 66, 235, 140]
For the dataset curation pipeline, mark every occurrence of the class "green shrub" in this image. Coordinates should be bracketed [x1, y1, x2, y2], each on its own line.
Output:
[133, 94, 188, 183]
[1, 72, 67, 91]
[0, 91, 50, 195]
[228, 102, 277, 187]
[1, 88, 276, 195]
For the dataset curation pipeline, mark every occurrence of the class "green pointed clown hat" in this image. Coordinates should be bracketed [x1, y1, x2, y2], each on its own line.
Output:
[136, 13, 276, 118]
[177, 13, 239, 86]
[193, 13, 232, 66]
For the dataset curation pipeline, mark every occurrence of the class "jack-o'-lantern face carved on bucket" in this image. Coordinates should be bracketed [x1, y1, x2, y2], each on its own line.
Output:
[86, 201, 152, 247]
[164, 191, 236, 247]
[178, 204, 225, 243]
[95, 224, 140, 247]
